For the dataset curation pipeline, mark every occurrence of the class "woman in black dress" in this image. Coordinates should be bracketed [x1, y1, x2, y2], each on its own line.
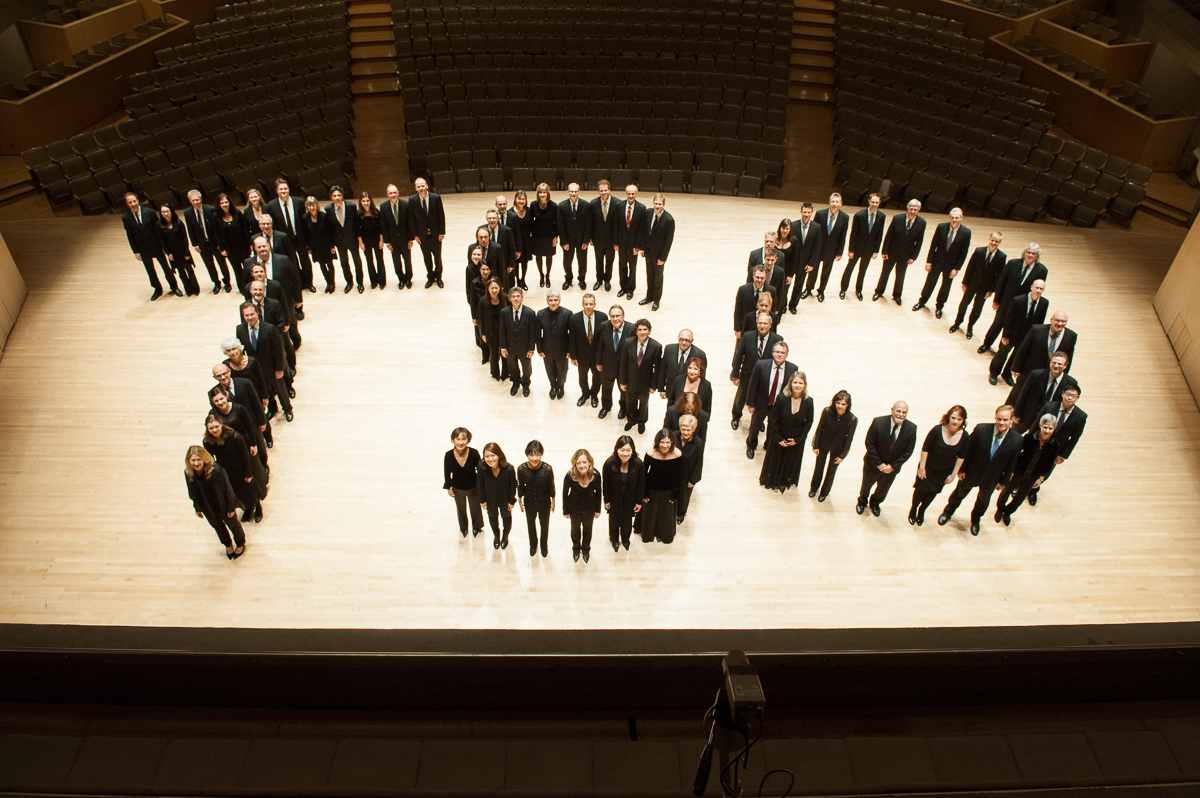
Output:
[443, 426, 483, 538]
[477, 278, 509, 381]
[909, 404, 969, 526]
[158, 204, 200, 296]
[666, 357, 713, 410]
[203, 412, 266, 524]
[517, 440, 555, 557]
[664, 391, 709, 444]
[994, 414, 1061, 526]
[214, 193, 252, 287]
[760, 371, 815, 493]
[242, 188, 270, 240]
[602, 435, 644, 552]
[477, 442, 517, 550]
[357, 192, 385, 289]
[639, 429, 683, 544]
[676, 414, 704, 525]
[466, 248, 490, 362]
[528, 183, 559, 288]
[562, 448, 602, 562]
[507, 189, 532, 290]
[185, 445, 245, 559]
[300, 196, 338, 293]
[809, 389, 857, 501]
[775, 218, 796, 280]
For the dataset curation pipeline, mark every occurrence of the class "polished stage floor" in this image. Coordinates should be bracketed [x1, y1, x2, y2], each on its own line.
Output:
[0, 193, 1197, 632]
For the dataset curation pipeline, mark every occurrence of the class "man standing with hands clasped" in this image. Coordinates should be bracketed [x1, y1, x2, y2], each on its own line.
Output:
[856, 401, 918, 517]
[408, 177, 446, 288]
[557, 183, 592, 291]
[639, 193, 674, 311]
[744, 341, 798, 460]
[914, 207, 971, 319]
[618, 319, 662, 435]
[499, 286, 538, 397]
[939, 404, 1022, 536]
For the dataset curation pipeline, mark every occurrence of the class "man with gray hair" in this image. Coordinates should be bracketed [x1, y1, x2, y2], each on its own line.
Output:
[537, 288, 573, 400]
[874, 198, 926, 305]
[979, 242, 1047, 354]
[183, 189, 229, 294]
[211, 361, 267, 464]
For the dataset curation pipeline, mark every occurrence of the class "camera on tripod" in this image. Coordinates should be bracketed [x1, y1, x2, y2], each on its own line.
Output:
[692, 651, 767, 798]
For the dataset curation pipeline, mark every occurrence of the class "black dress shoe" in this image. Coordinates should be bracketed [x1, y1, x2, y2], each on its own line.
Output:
[579, 280, 587, 289]
[582, 552, 589, 563]
[839, 291, 846, 300]
[562, 280, 571, 290]
[266, 440, 273, 449]
[977, 345, 989, 354]
[747, 447, 756, 460]
[231, 547, 244, 559]
[808, 489, 817, 498]
[871, 292, 881, 301]
[988, 375, 999, 385]
[213, 284, 221, 295]
[856, 291, 863, 300]
[1002, 512, 1011, 526]
[1004, 375, 1015, 387]
[612, 541, 619, 552]
[638, 297, 652, 305]
[287, 388, 296, 399]
[818, 493, 828, 502]
[598, 408, 609, 418]
[358, 285, 364, 294]
[591, 396, 598, 408]
[510, 384, 519, 396]
[284, 411, 293, 422]
[425, 279, 434, 288]
[150, 289, 163, 301]
[224, 282, 232, 293]
[254, 508, 262, 523]
[473, 528, 482, 537]
[652, 301, 659, 311]
[637, 422, 645, 434]
[461, 527, 469, 538]
[994, 510, 1004, 524]
[893, 297, 902, 306]
[938, 514, 949, 526]
[604, 281, 612, 291]
[622, 540, 629, 551]
[522, 386, 530, 397]
[912, 302, 924, 311]
[344, 284, 352, 294]
[541, 545, 548, 557]
[436, 278, 444, 288]
[1028, 491, 1038, 507]
[573, 551, 580, 562]
[494, 538, 500, 549]
[577, 395, 588, 406]
[676, 516, 684, 525]
[731, 419, 740, 430]
[856, 502, 866, 515]
[593, 280, 603, 290]
[970, 521, 980, 536]
[817, 291, 825, 302]
[617, 409, 626, 420]
[799, 290, 811, 300]
[870, 504, 881, 517]
[172, 288, 183, 297]
[531, 545, 538, 556]
[949, 324, 960, 333]
[625, 420, 635, 431]
[501, 537, 508, 549]
[966, 330, 974, 339]
[789, 307, 797, 315]
[307, 286, 317, 293]
[908, 511, 917, 525]
[550, 387, 557, 399]
[935, 308, 943, 319]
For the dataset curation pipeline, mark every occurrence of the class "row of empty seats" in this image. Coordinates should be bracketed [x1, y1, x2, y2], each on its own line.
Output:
[430, 167, 762, 197]
[958, 0, 1066, 18]
[1052, 10, 1132, 44]
[34, 0, 122, 24]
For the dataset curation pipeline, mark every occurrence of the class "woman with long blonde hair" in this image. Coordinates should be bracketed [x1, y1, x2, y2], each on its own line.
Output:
[562, 448, 602, 563]
[184, 445, 246, 559]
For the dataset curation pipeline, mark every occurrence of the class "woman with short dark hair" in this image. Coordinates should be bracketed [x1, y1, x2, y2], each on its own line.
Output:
[909, 405, 970, 526]
[444, 427, 484, 538]
[809, 390, 857, 501]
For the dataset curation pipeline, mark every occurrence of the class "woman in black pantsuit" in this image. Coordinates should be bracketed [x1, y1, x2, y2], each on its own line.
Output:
[214, 193, 252, 279]
[676, 415, 704, 524]
[809, 390, 857, 501]
[562, 448, 602, 562]
[444, 426, 484, 538]
[640, 429, 683, 544]
[528, 183, 559, 288]
[300, 196, 338, 293]
[185, 446, 246, 559]
[466, 249, 492, 362]
[477, 442, 517, 550]
[909, 405, 969, 526]
[517, 440, 555, 557]
[760, 371, 815, 493]
[507, 189, 532, 291]
[477, 278, 510, 381]
[602, 435, 644, 552]
[203, 412, 266, 524]
[158, 204, 200, 296]
[994, 414, 1061, 526]
[666, 357, 713, 410]
[357, 192, 385, 289]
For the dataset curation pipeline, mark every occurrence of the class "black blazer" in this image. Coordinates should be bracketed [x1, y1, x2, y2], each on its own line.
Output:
[812, 408, 858, 458]
[1011, 324, 1078, 377]
[596, 320, 635, 374]
[299, 211, 336, 255]
[993, 258, 1048, 306]
[536, 306, 572, 360]
[556, 198, 593, 247]
[734, 283, 777, 331]
[379, 197, 411, 247]
[960, 246, 1007, 293]
[257, 278, 296, 325]
[926, 222, 972, 273]
[498, 304, 539, 354]
[1012, 431, 1062, 485]
[589, 195, 620, 249]
[265, 196, 307, 245]
[121, 206, 162, 257]
[614, 199, 647, 248]
[849, 208, 886, 257]
[730, 331, 782, 381]
[1036, 401, 1087, 460]
[467, 240, 502, 277]
[657, 344, 707, 393]
[957, 422, 1022, 488]
[218, 376, 264, 427]
[183, 204, 219, 251]
[862, 416, 918, 470]
[641, 210, 674, 262]
[813, 208, 849, 260]
[791, 220, 823, 275]
[1002, 293, 1048, 344]
[241, 253, 301, 308]
[238, 295, 287, 330]
[618, 336, 662, 393]
[487, 222, 517, 273]
[476, 462, 517, 508]
[746, 359, 798, 410]
[568, 309, 608, 367]
[325, 201, 359, 246]
[407, 191, 446, 241]
[235, 320, 286, 374]
[882, 214, 926, 263]
[1012, 369, 1079, 426]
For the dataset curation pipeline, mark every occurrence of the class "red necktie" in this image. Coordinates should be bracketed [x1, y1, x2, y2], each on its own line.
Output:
[626, 203, 632, 227]
[637, 343, 644, 366]
[768, 366, 780, 405]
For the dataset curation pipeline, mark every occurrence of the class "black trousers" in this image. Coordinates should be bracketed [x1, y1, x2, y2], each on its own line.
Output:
[919, 267, 955, 308]
[627, 389, 651, 424]
[954, 286, 990, 329]
[197, 245, 230, 287]
[569, 513, 594, 554]
[507, 354, 532, 388]
[452, 487, 483, 533]
[943, 479, 995, 521]
[731, 377, 751, 420]
[336, 242, 363, 287]
[271, 372, 292, 413]
[998, 475, 1038, 518]
[989, 341, 1016, 379]
[525, 504, 550, 550]
[485, 504, 511, 541]
[982, 301, 1010, 348]
[910, 488, 941, 519]
[810, 255, 838, 293]
[313, 253, 335, 288]
[293, 245, 315, 290]
[485, 336, 507, 380]
[543, 356, 569, 390]
[204, 511, 245, 548]
[644, 253, 665, 301]
[617, 245, 638, 292]
[840, 252, 873, 294]
[677, 484, 695, 519]
[174, 258, 200, 295]
[608, 508, 633, 547]
[416, 236, 443, 279]
[746, 404, 770, 450]
[810, 448, 841, 496]
[363, 245, 384, 286]
[594, 244, 615, 282]
[562, 245, 588, 283]
[786, 272, 806, 311]
[577, 358, 600, 398]
[139, 250, 177, 292]
[600, 373, 627, 413]
[875, 258, 908, 299]
[858, 463, 899, 506]
[390, 245, 413, 285]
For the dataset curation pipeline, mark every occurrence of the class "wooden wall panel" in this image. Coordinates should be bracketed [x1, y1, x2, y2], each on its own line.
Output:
[19, 1, 148, 68]
[1154, 219, 1200, 406]
[1032, 18, 1151, 88]
[0, 232, 29, 357]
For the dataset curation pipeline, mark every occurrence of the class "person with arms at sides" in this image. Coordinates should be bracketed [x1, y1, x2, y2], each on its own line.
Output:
[236, 302, 292, 421]
[658, 329, 707, 402]
[615, 183, 648, 300]
[122, 192, 179, 300]
[467, 256, 493, 363]
[618, 318, 662, 435]
[537, 288, 573, 400]
[603, 435, 644, 552]
[665, 391, 710, 451]
[408, 176, 446, 288]
[444, 427, 484, 539]
[158, 203, 200, 296]
[379, 183, 413, 289]
[265, 177, 313, 293]
[203, 411, 265, 524]
[950, 231, 1005, 339]
[248, 214, 289, 259]
[477, 278, 510, 382]
[639, 429, 683, 544]
[183, 189, 230, 294]
[557, 182, 593, 291]
[745, 230, 775, 278]
[507, 189, 532, 290]
[207, 387, 263, 467]
[477, 442, 517, 551]
[989, 279, 1047, 386]
[915, 207, 972, 318]
[774, 221, 796, 287]
[300, 196, 338, 294]
[528, 183, 559, 288]
[242, 188, 270, 240]
[741, 293, 780, 336]
[759, 371, 815, 493]
[596, 304, 635, 419]
[786, 203, 821, 314]
[1009, 352, 1078, 433]
[805, 192, 849, 302]
[993, 414, 1060, 526]
[326, 186, 362, 293]
[517, 440, 555, 557]
[499, 286, 539, 397]
[745, 341, 798, 460]
[980, 243, 1048, 354]
[841, 193, 885, 301]
[214, 193, 252, 289]
[676, 414, 704, 525]
[247, 268, 297, 379]
[184, 446, 245, 560]
[467, 226, 502, 284]
[874, 199, 926, 305]
[730, 313, 783, 431]
[1029, 384, 1085, 505]
[856, 401, 918, 517]
[939, 404, 1022, 535]
[746, 248, 788, 303]
[568, 293, 607, 407]
[1009, 310, 1078, 389]
[810, 390, 857, 501]
[356, 191, 384, 289]
[639, 193, 674, 310]
[908, 405, 969, 526]
[485, 207, 517, 290]
[212, 362, 267, 464]
[667, 357, 713, 411]
[245, 234, 303, 335]
[221, 337, 272, 434]
[589, 179, 619, 292]
[735, 267, 778, 338]
[563, 448, 602, 562]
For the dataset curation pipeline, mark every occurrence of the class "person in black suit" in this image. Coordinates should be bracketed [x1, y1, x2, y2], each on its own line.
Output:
[1009, 311, 1077, 387]
[300, 196, 338, 294]
[746, 231, 777, 280]
[485, 207, 517, 290]
[499, 286, 538, 397]
[809, 390, 858, 500]
[856, 401, 918, 516]
[185, 446, 246, 559]
[557, 182, 593, 291]
[265, 177, 313, 293]
[950, 231, 1006, 339]
[408, 176, 446, 288]
[805, 193, 849, 302]
[989, 279, 1046, 386]
[734, 267, 778, 338]
[184, 189, 230, 294]
[236, 302, 291, 421]
[614, 183, 648, 300]
[246, 268, 296, 377]
[589, 180, 619, 292]
[618, 318, 662, 435]
[639, 193, 675, 310]
[841, 193, 885, 300]
[380, 183, 413, 289]
[657, 329, 706, 399]
[596, 304, 634, 419]
[568, 293, 608, 407]
[915, 208, 971, 318]
[326, 186, 363, 293]
[787, 203, 821, 314]
[212, 362, 267, 463]
[939, 404, 1022, 535]
[122, 192, 179, 300]
[993, 414, 1062, 526]
[1028, 384, 1085, 506]
[980, 243, 1048, 353]
[157, 203, 200, 296]
[874, 199, 926, 305]
[537, 289, 572, 400]
[745, 341, 798, 458]
[467, 226, 502, 280]
[244, 236, 303, 349]
[730, 314, 783, 430]
[1008, 352, 1079, 433]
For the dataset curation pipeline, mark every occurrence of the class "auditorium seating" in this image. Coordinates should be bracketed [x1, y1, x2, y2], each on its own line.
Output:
[32, 0, 126, 24]
[957, 0, 1073, 18]
[394, 0, 792, 197]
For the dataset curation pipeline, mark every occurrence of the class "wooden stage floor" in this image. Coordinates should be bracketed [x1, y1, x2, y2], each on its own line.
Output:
[0, 194, 1197, 634]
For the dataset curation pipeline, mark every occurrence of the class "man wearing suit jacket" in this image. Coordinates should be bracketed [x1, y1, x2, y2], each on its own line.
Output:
[264, 178, 312, 293]
[785, 203, 821, 314]
[589, 180, 619, 291]
[950, 231, 1006, 339]
[981, 243, 1048, 352]
[212, 362, 268, 457]
[734, 267, 778, 337]
[805, 193, 849, 302]
[121, 192, 179, 299]
[939, 405, 1022, 535]
[557, 183, 593, 291]
[856, 401, 918, 516]
[536, 289, 573, 400]
[244, 236, 303, 348]
[1009, 352, 1079, 433]
[184, 190, 230, 294]
[380, 183, 412, 289]
[657, 330, 707, 398]
[499, 286, 538, 397]
[596, 304, 634, 419]
[989, 280, 1046, 386]
[639, 193, 675, 310]
[467, 226, 502, 279]
[874, 199, 926, 305]
[485, 207, 517, 290]
[730, 314, 782, 430]
[744, 341, 798, 457]
[915, 207, 971, 317]
[568, 293, 607, 407]
[841, 193, 885, 301]
[747, 249, 788, 304]
[236, 302, 292, 421]
[1029, 384, 1086, 505]
[247, 268, 297, 375]
[326, 186, 363, 293]
[615, 183, 647, 300]
[1009, 311, 1077, 386]
[746, 231, 777, 279]
[618, 318, 662, 434]
[407, 176, 446, 288]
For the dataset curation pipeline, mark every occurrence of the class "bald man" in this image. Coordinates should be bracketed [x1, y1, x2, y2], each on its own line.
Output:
[856, 402, 918, 516]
